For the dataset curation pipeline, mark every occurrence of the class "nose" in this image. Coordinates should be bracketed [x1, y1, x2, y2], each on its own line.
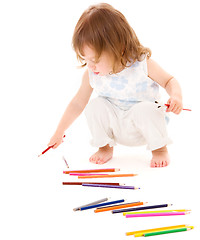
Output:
[87, 61, 96, 71]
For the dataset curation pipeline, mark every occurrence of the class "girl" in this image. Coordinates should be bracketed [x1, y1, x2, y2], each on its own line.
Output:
[48, 3, 183, 167]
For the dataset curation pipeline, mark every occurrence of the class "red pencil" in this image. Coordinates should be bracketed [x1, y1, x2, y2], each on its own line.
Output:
[164, 104, 191, 111]
[38, 135, 66, 157]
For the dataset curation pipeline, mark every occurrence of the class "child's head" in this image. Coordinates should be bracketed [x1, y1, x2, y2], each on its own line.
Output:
[72, 3, 151, 74]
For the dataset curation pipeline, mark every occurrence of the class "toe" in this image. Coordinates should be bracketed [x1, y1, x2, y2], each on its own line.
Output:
[156, 161, 161, 167]
[150, 160, 156, 168]
[90, 155, 98, 164]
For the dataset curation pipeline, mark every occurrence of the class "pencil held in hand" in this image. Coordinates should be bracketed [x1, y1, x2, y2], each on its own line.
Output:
[38, 135, 66, 157]
[157, 103, 191, 111]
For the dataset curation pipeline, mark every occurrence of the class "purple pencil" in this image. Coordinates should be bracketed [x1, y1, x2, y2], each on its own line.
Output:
[82, 183, 140, 190]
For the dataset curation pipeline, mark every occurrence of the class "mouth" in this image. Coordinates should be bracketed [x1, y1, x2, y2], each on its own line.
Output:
[94, 72, 99, 75]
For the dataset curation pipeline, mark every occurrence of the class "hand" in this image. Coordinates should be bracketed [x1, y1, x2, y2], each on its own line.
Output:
[166, 97, 183, 114]
[48, 132, 65, 149]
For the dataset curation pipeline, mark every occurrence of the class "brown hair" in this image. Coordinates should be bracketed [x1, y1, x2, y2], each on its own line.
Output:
[72, 3, 151, 73]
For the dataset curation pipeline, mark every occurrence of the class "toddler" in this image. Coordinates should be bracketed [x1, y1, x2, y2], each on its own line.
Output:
[48, 3, 183, 167]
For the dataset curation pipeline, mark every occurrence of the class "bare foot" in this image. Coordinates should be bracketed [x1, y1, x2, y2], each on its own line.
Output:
[151, 146, 170, 168]
[89, 145, 113, 164]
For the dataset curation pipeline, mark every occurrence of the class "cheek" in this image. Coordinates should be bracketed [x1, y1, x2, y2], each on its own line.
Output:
[98, 62, 112, 74]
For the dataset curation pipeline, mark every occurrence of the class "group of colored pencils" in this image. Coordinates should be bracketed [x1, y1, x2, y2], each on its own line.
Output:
[72, 196, 193, 236]
[126, 224, 194, 237]
[62, 168, 139, 190]
[63, 168, 193, 237]
[38, 126, 194, 238]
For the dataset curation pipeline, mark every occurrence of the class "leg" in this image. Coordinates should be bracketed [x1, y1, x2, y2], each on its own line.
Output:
[85, 97, 116, 164]
[131, 102, 172, 167]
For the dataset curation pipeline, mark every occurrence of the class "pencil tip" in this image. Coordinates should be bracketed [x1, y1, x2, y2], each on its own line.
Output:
[38, 154, 41, 157]
[185, 211, 191, 215]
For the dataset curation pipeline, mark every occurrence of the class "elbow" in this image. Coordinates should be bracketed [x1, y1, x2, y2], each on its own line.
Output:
[164, 76, 174, 89]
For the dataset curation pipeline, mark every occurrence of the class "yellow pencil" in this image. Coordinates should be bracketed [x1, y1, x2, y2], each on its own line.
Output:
[126, 224, 187, 236]
[78, 173, 137, 179]
[123, 209, 191, 216]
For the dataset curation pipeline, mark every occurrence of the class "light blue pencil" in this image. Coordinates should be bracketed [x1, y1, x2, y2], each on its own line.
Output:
[80, 199, 125, 211]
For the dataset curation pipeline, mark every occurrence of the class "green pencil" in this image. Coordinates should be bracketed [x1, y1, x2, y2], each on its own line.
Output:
[144, 227, 193, 237]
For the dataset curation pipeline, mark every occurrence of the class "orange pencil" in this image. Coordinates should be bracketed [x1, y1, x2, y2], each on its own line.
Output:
[78, 173, 137, 179]
[95, 201, 145, 213]
[63, 168, 120, 174]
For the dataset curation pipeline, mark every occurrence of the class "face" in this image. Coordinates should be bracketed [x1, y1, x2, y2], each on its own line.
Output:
[82, 45, 114, 76]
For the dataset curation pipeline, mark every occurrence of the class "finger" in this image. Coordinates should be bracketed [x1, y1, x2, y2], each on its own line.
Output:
[169, 104, 177, 112]
[174, 107, 182, 115]
[52, 143, 58, 149]
[166, 103, 174, 112]
[171, 105, 179, 113]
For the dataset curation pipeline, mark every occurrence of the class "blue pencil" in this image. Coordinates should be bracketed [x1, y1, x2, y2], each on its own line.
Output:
[79, 199, 125, 211]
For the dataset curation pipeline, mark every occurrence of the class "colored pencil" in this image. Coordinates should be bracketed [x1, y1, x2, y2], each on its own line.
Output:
[62, 182, 124, 185]
[124, 209, 191, 215]
[126, 224, 187, 236]
[79, 199, 125, 211]
[82, 183, 139, 190]
[95, 202, 145, 213]
[144, 227, 193, 237]
[126, 211, 189, 218]
[38, 135, 66, 157]
[63, 168, 120, 174]
[78, 173, 137, 179]
[69, 173, 108, 176]
[62, 156, 69, 168]
[112, 203, 172, 214]
[158, 104, 191, 111]
[73, 198, 108, 211]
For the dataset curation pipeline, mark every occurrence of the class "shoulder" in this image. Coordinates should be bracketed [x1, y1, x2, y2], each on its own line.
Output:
[82, 69, 91, 86]
[79, 69, 93, 91]
[82, 68, 89, 80]
[146, 58, 159, 71]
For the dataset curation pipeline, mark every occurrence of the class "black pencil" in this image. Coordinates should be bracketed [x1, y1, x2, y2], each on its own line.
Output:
[112, 204, 172, 214]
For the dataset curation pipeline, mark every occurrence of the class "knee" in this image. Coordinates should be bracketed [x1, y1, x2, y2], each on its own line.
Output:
[133, 101, 157, 115]
[85, 97, 106, 118]
[132, 101, 164, 123]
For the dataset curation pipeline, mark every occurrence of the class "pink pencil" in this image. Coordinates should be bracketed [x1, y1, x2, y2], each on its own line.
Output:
[69, 173, 109, 176]
[126, 212, 189, 218]
[63, 168, 120, 174]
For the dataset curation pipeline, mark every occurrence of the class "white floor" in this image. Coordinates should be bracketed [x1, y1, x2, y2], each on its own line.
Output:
[1, 1, 199, 239]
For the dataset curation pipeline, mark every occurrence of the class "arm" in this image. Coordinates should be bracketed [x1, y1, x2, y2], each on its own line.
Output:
[48, 69, 93, 148]
[147, 58, 183, 114]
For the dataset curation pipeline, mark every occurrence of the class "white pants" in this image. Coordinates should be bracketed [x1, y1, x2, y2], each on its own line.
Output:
[85, 97, 172, 151]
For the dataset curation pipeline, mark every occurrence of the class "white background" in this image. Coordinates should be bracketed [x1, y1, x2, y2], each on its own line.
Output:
[0, 0, 199, 239]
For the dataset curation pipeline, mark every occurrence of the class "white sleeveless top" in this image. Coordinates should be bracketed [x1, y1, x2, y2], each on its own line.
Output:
[88, 57, 160, 110]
